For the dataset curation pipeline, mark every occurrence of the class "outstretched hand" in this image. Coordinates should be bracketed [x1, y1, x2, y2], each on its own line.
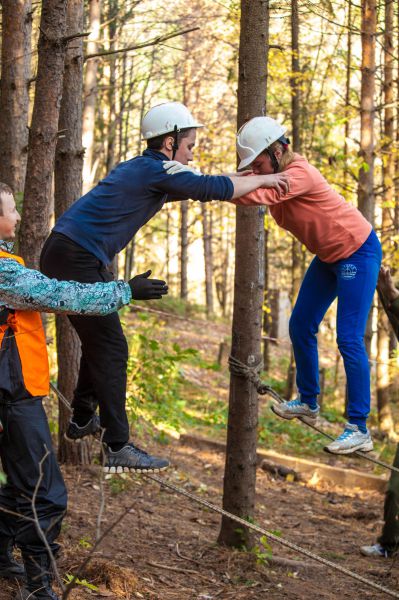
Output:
[260, 172, 290, 195]
[163, 160, 202, 176]
[128, 270, 168, 300]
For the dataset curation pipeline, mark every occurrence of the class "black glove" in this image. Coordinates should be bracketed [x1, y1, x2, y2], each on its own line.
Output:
[128, 270, 168, 300]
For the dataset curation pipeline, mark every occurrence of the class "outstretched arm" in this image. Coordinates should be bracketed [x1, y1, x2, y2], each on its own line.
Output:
[0, 258, 132, 315]
[161, 160, 289, 201]
[229, 173, 289, 199]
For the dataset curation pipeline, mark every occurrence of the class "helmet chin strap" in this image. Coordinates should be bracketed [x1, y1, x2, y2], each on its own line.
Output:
[266, 148, 280, 173]
[172, 125, 179, 160]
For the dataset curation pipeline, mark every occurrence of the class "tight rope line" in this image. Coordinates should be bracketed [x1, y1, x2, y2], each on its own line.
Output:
[145, 473, 399, 599]
[229, 354, 399, 475]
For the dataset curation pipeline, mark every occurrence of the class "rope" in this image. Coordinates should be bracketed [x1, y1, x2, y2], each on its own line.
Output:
[229, 354, 399, 475]
[145, 473, 399, 599]
[228, 355, 274, 395]
[49, 382, 73, 414]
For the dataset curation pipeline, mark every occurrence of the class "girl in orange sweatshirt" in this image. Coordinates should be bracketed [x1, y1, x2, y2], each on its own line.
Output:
[233, 116, 382, 455]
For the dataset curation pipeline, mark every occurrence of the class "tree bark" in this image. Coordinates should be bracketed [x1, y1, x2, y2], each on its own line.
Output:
[0, 0, 32, 196]
[376, 0, 395, 436]
[54, 0, 90, 464]
[82, 0, 101, 194]
[19, 0, 68, 268]
[357, 0, 376, 225]
[357, 0, 376, 357]
[286, 0, 302, 400]
[218, 0, 268, 549]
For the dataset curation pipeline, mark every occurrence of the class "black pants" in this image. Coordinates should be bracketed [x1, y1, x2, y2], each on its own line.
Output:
[0, 396, 67, 556]
[40, 232, 129, 445]
[378, 443, 399, 553]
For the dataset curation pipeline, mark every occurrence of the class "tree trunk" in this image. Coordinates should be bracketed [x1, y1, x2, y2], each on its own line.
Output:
[218, 0, 268, 549]
[82, 0, 101, 194]
[0, 0, 32, 196]
[343, 0, 352, 189]
[105, 0, 117, 173]
[19, 0, 68, 268]
[54, 0, 90, 465]
[286, 0, 302, 400]
[357, 0, 376, 357]
[202, 203, 214, 316]
[180, 200, 189, 301]
[357, 0, 376, 225]
[376, 0, 395, 436]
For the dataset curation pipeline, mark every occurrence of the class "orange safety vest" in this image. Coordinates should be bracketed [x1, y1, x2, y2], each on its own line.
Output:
[0, 250, 49, 397]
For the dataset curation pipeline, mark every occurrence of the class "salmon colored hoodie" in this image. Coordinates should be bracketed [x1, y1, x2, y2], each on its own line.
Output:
[231, 154, 372, 263]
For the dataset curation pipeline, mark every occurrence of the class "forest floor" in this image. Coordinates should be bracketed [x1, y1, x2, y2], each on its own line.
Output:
[1, 439, 398, 600]
[2, 302, 399, 600]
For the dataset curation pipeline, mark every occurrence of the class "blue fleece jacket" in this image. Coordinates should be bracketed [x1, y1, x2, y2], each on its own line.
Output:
[53, 149, 234, 266]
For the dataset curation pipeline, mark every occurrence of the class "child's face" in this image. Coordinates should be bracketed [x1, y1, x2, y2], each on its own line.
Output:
[0, 193, 21, 239]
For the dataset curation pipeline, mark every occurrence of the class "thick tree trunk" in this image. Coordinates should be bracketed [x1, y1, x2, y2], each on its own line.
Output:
[180, 200, 189, 301]
[201, 203, 214, 316]
[218, 0, 269, 549]
[19, 0, 68, 268]
[376, 0, 395, 436]
[54, 0, 90, 465]
[0, 0, 32, 196]
[82, 0, 101, 194]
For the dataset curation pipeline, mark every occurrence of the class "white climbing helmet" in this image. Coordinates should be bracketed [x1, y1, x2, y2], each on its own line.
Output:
[141, 102, 204, 140]
[236, 116, 288, 170]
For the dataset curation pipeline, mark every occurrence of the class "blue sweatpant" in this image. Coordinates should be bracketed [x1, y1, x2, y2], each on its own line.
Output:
[289, 230, 382, 430]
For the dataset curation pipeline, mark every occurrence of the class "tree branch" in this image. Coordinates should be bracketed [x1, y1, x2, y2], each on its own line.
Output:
[85, 26, 200, 61]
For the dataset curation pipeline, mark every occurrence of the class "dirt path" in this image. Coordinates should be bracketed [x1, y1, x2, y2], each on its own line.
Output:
[2, 436, 397, 600]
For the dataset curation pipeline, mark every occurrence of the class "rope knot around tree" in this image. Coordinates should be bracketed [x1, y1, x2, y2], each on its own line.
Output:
[228, 355, 281, 399]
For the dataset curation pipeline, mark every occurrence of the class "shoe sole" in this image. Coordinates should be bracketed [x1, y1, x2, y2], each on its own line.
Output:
[271, 404, 319, 426]
[103, 464, 170, 474]
[324, 441, 374, 455]
[64, 431, 101, 443]
[360, 549, 387, 558]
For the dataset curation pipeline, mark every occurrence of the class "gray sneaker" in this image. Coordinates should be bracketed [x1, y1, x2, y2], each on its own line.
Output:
[324, 423, 373, 454]
[65, 415, 101, 442]
[271, 397, 320, 425]
[360, 543, 389, 558]
[104, 443, 170, 473]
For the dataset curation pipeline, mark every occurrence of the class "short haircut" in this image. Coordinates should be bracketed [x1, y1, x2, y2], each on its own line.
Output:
[146, 127, 195, 151]
[0, 182, 13, 217]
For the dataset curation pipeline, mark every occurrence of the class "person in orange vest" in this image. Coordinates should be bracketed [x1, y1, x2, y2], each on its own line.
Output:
[0, 183, 168, 600]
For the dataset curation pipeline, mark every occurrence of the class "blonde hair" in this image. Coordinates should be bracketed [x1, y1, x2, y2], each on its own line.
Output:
[267, 141, 295, 172]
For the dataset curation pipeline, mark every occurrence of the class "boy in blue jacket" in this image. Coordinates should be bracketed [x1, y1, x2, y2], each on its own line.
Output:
[40, 101, 289, 473]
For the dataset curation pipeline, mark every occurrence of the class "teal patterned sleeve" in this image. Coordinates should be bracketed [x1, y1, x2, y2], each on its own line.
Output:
[0, 258, 132, 315]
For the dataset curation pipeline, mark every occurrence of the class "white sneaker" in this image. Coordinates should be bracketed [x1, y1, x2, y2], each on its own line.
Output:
[271, 397, 320, 425]
[324, 423, 373, 455]
[360, 543, 389, 558]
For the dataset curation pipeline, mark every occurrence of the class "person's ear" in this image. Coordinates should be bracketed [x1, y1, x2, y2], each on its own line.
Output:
[163, 135, 174, 152]
[274, 145, 284, 160]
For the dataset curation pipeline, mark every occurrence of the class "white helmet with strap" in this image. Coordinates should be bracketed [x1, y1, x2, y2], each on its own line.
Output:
[141, 102, 203, 140]
[236, 116, 289, 171]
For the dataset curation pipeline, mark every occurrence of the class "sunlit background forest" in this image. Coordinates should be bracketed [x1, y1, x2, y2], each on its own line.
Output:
[1, 0, 398, 458]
